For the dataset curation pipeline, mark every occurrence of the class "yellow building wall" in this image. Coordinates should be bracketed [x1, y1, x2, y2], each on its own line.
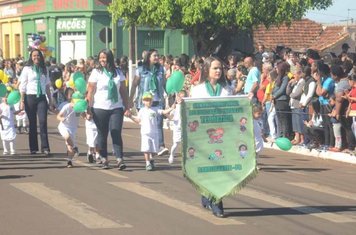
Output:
[0, 17, 22, 59]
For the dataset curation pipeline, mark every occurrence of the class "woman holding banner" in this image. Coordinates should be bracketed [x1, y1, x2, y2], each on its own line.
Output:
[86, 49, 129, 169]
[190, 56, 231, 218]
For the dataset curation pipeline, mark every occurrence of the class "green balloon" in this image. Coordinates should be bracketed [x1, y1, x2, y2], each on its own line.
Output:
[74, 77, 87, 94]
[72, 71, 84, 82]
[0, 84, 7, 97]
[275, 137, 292, 151]
[72, 91, 85, 100]
[7, 90, 21, 105]
[166, 71, 184, 94]
[73, 99, 88, 113]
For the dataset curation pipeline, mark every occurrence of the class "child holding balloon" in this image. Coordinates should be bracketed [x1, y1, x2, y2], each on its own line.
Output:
[56, 88, 80, 167]
[0, 92, 22, 155]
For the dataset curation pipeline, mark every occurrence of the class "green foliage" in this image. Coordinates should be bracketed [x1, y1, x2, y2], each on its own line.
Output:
[109, 0, 332, 56]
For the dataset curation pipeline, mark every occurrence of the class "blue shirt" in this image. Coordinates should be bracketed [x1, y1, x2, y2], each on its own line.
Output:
[318, 76, 335, 105]
[243, 67, 260, 94]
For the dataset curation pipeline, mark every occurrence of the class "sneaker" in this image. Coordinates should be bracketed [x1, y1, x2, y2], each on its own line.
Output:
[102, 159, 110, 169]
[43, 150, 50, 156]
[149, 159, 155, 168]
[3, 151, 9, 155]
[146, 163, 153, 171]
[117, 158, 126, 170]
[168, 155, 174, 164]
[96, 157, 103, 164]
[87, 153, 94, 163]
[157, 147, 169, 156]
[23, 127, 29, 134]
[66, 160, 73, 168]
[10, 150, 16, 155]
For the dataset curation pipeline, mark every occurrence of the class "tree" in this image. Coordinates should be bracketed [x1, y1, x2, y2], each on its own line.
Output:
[109, 0, 332, 58]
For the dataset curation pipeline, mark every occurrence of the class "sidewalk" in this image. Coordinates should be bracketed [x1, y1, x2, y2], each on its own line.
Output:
[264, 142, 356, 165]
[125, 117, 356, 165]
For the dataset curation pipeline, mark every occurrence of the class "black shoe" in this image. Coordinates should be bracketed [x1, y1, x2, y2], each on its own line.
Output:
[149, 159, 155, 169]
[87, 153, 94, 163]
[202, 204, 212, 210]
[102, 159, 110, 169]
[17, 127, 22, 134]
[66, 160, 73, 168]
[213, 211, 225, 218]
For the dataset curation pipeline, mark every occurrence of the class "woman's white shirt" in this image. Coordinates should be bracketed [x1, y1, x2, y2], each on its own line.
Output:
[88, 68, 125, 110]
[190, 82, 231, 98]
[19, 66, 50, 95]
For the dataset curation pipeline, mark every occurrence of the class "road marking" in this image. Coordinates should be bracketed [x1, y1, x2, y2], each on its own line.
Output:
[287, 182, 356, 201]
[108, 182, 243, 225]
[75, 160, 128, 179]
[11, 183, 132, 229]
[240, 188, 356, 223]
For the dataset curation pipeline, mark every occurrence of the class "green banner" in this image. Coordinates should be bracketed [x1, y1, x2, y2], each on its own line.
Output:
[181, 96, 258, 202]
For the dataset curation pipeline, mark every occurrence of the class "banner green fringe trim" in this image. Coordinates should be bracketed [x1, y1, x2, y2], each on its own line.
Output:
[183, 167, 259, 203]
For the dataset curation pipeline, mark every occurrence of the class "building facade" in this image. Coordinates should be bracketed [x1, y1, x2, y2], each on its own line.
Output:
[0, 0, 196, 64]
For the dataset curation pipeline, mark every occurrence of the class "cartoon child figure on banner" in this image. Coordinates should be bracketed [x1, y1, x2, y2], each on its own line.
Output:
[238, 144, 248, 158]
[240, 117, 247, 132]
[188, 147, 195, 159]
[188, 120, 199, 132]
[208, 149, 224, 160]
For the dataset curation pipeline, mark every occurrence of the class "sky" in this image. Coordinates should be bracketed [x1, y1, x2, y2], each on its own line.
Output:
[305, 0, 356, 24]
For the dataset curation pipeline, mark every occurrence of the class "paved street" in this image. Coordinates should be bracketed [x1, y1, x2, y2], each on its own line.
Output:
[0, 114, 355, 235]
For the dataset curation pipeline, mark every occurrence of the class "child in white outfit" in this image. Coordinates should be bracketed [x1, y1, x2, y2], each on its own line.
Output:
[14, 102, 28, 134]
[127, 92, 174, 171]
[0, 97, 18, 155]
[85, 113, 101, 163]
[168, 90, 186, 164]
[57, 89, 80, 167]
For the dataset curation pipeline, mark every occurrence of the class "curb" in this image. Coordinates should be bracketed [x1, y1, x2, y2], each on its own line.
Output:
[124, 118, 356, 165]
[264, 142, 356, 165]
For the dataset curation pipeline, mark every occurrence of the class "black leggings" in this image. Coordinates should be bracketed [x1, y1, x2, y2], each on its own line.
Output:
[92, 107, 124, 159]
[24, 94, 49, 152]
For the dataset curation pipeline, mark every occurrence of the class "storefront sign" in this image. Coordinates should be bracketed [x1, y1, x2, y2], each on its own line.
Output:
[57, 19, 86, 31]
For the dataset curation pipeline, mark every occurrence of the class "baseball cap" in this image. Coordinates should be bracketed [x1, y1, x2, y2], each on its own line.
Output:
[142, 92, 153, 100]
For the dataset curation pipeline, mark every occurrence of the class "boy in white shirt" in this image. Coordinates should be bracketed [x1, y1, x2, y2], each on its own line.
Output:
[57, 89, 80, 167]
[127, 92, 174, 171]
[168, 90, 186, 164]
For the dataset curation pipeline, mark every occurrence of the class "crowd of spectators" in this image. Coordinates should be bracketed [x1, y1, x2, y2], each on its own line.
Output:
[2, 43, 356, 156]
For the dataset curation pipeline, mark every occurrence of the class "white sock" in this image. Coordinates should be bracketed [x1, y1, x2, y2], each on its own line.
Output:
[3, 140, 8, 152]
[95, 153, 101, 159]
[9, 141, 15, 152]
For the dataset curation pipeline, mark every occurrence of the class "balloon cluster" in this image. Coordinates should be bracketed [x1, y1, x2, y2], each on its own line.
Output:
[28, 33, 54, 58]
[56, 71, 87, 113]
[0, 83, 20, 105]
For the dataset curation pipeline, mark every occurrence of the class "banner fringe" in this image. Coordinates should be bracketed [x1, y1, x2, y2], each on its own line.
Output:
[183, 167, 259, 203]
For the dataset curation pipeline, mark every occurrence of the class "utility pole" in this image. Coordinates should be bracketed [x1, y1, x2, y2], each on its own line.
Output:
[128, 25, 135, 97]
